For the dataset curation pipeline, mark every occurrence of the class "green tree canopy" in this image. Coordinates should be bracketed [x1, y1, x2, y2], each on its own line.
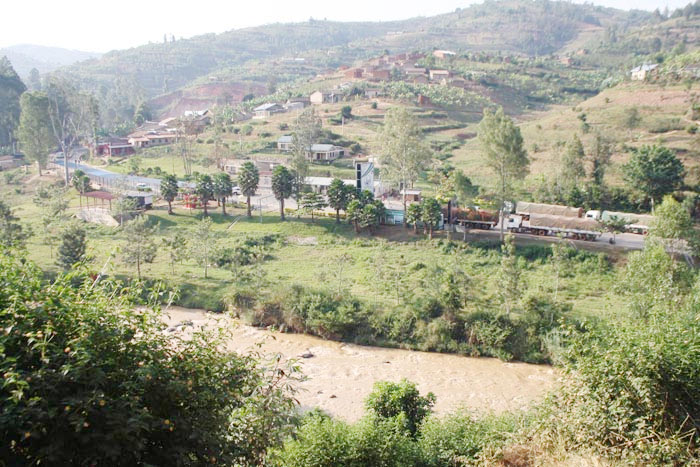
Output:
[160, 174, 179, 215]
[57, 221, 87, 270]
[623, 145, 685, 207]
[378, 107, 432, 223]
[327, 178, 352, 223]
[121, 215, 158, 279]
[365, 379, 436, 436]
[194, 174, 214, 216]
[271, 165, 293, 220]
[238, 161, 260, 218]
[213, 172, 233, 215]
[0, 56, 27, 149]
[0, 249, 297, 465]
[17, 91, 53, 175]
[477, 106, 528, 240]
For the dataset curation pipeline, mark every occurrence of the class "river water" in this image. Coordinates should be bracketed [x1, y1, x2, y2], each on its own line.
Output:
[164, 307, 557, 422]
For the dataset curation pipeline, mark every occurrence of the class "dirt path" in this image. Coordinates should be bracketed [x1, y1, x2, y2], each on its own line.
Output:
[164, 307, 557, 422]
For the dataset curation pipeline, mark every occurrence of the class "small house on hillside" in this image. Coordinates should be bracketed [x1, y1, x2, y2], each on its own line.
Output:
[433, 50, 456, 59]
[365, 88, 381, 99]
[310, 91, 340, 105]
[305, 176, 355, 195]
[284, 97, 310, 111]
[367, 69, 391, 81]
[306, 144, 345, 162]
[630, 64, 658, 81]
[277, 135, 294, 152]
[344, 68, 364, 79]
[253, 103, 286, 119]
[429, 69, 452, 81]
[224, 159, 280, 189]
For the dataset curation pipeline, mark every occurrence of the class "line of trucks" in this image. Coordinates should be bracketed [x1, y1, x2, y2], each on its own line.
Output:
[445, 201, 655, 241]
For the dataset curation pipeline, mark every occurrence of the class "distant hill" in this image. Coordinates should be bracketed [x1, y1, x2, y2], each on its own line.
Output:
[0, 44, 101, 77]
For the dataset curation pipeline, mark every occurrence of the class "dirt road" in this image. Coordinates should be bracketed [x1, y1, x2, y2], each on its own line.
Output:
[164, 307, 557, 422]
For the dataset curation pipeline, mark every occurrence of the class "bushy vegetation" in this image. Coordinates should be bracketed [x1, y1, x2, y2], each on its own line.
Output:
[0, 248, 298, 465]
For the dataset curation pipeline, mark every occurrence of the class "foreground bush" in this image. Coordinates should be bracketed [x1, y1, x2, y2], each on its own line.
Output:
[0, 250, 297, 465]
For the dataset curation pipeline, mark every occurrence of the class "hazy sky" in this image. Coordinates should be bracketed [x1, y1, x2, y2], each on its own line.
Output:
[2, 0, 689, 53]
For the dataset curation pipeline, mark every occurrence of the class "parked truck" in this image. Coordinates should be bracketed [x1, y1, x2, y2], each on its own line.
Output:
[449, 207, 499, 230]
[585, 210, 654, 235]
[506, 213, 600, 241]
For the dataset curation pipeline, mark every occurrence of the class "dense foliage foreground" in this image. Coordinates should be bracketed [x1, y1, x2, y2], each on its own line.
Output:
[1, 240, 698, 465]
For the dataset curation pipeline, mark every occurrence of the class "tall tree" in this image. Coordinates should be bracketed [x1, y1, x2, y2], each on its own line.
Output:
[121, 215, 158, 280]
[590, 133, 612, 187]
[191, 216, 214, 279]
[290, 108, 320, 205]
[71, 169, 92, 207]
[33, 184, 69, 258]
[213, 172, 233, 215]
[0, 56, 26, 151]
[560, 134, 586, 189]
[649, 195, 697, 257]
[327, 178, 351, 223]
[238, 161, 260, 218]
[496, 233, 521, 314]
[133, 101, 152, 125]
[194, 174, 214, 216]
[623, 145, 685, 209]
[378, 107, 432, 225]
[478, 107, 529, 241]
[406, 203, 422, 233]
[160, 174, 179, 215]
[0, 201, 27, 248]
[420, 197, 442, 239]
[27, 68, 41, 91]
[45, 77, 99, 185]
[300, 191, 327, 223]
[57, 222, 87, 270]
[271, 165, 293, 221]
[17, 92, 53, 175]
[346, 199, 362, 233]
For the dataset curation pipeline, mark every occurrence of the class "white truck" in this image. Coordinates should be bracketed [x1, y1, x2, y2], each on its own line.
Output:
[506, 213, 601, 241]
[585, 210, 654, 235]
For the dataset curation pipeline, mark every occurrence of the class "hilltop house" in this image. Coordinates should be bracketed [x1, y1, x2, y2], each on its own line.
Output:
[365, 88, 381, 99]
[128, 121, 178, 149]
[306, 144, 345, 162]
[284, 97, 310, 111]
[310, 91, 340, 105]
[344, 68, 364, 79]
[631, 64, 658, 81]
[253, 103, 286, 119]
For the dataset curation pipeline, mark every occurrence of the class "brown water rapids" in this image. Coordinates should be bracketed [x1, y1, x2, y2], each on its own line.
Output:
[164, 307, 557, 422]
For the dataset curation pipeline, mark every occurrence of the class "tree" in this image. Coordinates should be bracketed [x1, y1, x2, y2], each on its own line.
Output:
[17, 92, 53, 176]
[450, 170, 478, 207]
[623, 106, 641, 130]
[590, 133, 612, 187]
[271, 165, 293, 221]
[160, 174, 179, 215]
[0, 201, 27, 248]
[0, 56, 26, 150]
[162, 231, 187, 275]
[112, 196, 137, 226]
[406, 203, 421, 233]
[327, 178, 351, 223]
[194, 174, 214, 216]
[340, 105, 352, 119]
[45, 77, 99, 185]
[121, 215, 158, 280]
[623, 145, 685, 209]
[191, 216, 214, 278]
[213, 172, 233, 215]
[290, 108, 321, 204]
[133, 101, 152, 125]
[560, 134, 586, 189]
[27, 67, 41, 91]
[57, 222, 87, 270]
[71, 169, 92, 207]
[33, 184, 69, 257]
[477, 107, 529, 241]
[649, 195, 697, 257]
[600, 215, 628, 244]
[378, 107, 432, 225]
[365, 379, 436, 437]
[238, 161, 260, 217]
[496, 233, 521, 314]
[300, 191, 327, 223]
[0, 250, 297, 466]
[420, 197, 442, 239]
[346, 199, 362, 233]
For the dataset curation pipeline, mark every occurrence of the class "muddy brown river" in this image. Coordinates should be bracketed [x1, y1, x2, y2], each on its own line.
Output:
[164, 307, 557, 422]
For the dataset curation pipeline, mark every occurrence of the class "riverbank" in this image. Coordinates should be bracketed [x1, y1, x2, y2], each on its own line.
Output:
[163, 307, 557, 422]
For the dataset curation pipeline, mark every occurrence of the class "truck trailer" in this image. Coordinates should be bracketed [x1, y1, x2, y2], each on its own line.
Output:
[506, 213, 600, 241]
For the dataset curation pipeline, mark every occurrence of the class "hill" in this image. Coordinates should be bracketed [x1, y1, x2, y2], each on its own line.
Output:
[59, 0, 655, 126]
[0, 44, 101, 77]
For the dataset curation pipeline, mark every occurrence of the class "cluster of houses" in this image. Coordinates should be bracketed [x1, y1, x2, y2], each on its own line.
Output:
[96, 110, 212, 158]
